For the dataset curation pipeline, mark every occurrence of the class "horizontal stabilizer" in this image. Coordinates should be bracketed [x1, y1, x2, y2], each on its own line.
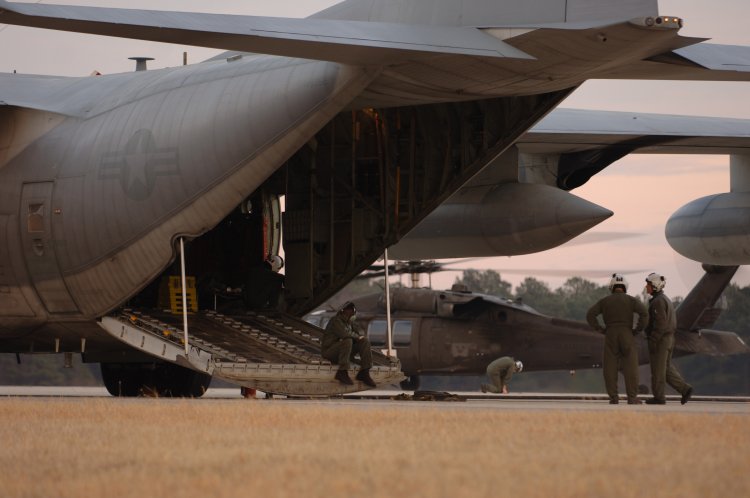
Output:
[674, 43, 750, 73]
[675, 329, 750, 357]
[598, 42, 750, 81]
[0, 0, 531, 65]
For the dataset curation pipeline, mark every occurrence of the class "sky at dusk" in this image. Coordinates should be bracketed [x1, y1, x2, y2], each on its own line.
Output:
[1, 0, 748, 298]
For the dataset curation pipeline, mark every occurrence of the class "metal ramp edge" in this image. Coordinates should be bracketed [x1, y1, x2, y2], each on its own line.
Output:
[98, 310, 404, 396]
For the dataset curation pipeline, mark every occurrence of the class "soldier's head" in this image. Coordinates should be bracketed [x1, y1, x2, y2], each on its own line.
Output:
[340, 301, 357, 321]
[608, 273, 628, 293]
[645, 272, 666, 295]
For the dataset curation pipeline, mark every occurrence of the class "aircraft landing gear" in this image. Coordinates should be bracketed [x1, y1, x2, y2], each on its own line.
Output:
[400, 375, 420, 391]
[101, 362, 212, 397]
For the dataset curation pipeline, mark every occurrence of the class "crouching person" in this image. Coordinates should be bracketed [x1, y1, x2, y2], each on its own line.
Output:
[321, 302, 376, 387]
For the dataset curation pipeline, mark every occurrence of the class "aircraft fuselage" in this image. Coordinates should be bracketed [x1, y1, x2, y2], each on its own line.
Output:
[0, 55, 374, 340]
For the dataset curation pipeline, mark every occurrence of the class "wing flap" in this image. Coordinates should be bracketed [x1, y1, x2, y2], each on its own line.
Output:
[0, 0, 532, 65]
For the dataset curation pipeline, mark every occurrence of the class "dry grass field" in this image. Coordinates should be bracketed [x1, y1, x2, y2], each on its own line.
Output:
[1, 398, 748, 498]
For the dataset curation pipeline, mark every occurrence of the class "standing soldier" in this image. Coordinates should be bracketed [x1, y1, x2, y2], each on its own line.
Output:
[321, 302, 376, 387]
[480, 356, 523, 394]
[644, 273, 693, 405]
[586, 274, 648, 404]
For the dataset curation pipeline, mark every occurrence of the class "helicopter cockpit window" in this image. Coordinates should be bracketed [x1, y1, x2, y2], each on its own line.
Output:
[393, 320, 412, 347]
[304, 315, 322, 327]
[367, 320, 387, 347]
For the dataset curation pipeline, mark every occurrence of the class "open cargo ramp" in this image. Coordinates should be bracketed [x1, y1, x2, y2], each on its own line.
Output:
[99, 309, 403, 396]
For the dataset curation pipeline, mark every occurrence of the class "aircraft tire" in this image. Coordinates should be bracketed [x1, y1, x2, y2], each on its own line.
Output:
[100, 362, 211, 397]
[100, 363, 148, 397]
[151, 363, 212, 398]
[400, 375, 420, 391]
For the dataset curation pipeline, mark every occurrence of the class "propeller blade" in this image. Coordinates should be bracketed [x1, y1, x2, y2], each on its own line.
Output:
[491, 269, 648, 279]
[562, 231, 645, 247]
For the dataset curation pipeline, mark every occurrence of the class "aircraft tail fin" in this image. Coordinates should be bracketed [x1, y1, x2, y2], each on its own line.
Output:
[312, 0, 658, 26]
[676, 264, 739, 333]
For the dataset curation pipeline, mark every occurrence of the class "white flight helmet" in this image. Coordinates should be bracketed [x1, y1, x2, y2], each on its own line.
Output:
[267, 255, 284, 272]
[645, 272, 666, 292]
[515, 360, 523, 372]
[608, 273, 628, 292]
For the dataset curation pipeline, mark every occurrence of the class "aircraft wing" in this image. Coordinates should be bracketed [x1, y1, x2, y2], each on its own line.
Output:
[508, 108, 750, 190]
[595, 43, 750, 81]
[0, 0, 531, 65]
[519, 108, 750, 155]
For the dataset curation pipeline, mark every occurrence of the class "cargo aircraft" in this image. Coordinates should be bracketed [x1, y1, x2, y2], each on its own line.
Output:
[1, 0, 749, 396]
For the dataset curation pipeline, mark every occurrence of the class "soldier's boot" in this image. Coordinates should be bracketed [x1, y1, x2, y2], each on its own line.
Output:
[356, 369, 376, 387]
[681, 386, 693, 405]
[645, 398, 666, 405]
[627, 398, 642, 405]
[480, 384, 489, 393]
[609, 396, 619, 405]
[335, 369, 354, 385]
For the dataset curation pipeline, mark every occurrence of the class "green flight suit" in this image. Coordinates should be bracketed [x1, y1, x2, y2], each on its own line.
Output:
[321, 313, 373, 371]
[645, 292, 691, 402]
[587, 291, 648, 403]
[481, 356, 517, 393]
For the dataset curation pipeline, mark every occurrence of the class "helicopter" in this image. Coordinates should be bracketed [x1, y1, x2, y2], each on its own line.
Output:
[304, 261, 749, 390]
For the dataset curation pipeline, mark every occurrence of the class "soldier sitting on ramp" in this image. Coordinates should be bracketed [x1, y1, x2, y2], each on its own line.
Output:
[321, 302, 376, 387]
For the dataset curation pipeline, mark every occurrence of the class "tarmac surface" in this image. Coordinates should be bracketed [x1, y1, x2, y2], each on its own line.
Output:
[1, 386, 747, 414]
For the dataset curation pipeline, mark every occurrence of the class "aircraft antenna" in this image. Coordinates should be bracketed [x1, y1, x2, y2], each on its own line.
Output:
[384, 248, 394, 358]
[128, 56, 154, 71]
[179, 238, 190, 356]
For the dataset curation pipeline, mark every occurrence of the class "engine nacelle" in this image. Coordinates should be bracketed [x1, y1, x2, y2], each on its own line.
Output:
[666, 192, 750, 265]
[390, 183, 612, 259]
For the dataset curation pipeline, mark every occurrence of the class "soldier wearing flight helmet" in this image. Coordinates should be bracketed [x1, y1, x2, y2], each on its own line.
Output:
[480, 356, 523, 394]
[586, 274, 648, 404]
[644, 273, 693, 405]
